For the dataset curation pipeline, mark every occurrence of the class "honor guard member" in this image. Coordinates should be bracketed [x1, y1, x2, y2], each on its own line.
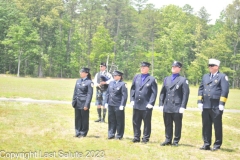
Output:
[93, 62, 113, 123]
[72, 68, 93, 138]
[159, 61, 190, 146]
[105, 71, 128, 140]
[130, 62, 158, 143]
[198, 59, 229, 151]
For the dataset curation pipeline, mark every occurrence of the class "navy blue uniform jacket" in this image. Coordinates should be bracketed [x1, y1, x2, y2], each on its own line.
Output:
[130, 74, 158, 110]
[105, 81, 128, 109]
[72, 78, 93, 109]
[198, 72, 229, 108]
[159, 75, 190, 113]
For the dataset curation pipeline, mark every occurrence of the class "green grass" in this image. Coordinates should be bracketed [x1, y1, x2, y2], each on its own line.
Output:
[0, 101, 240, 160]
[0, 75, 75, 101]
[0, 75, 240, 159]
[0, 75, 240, 109]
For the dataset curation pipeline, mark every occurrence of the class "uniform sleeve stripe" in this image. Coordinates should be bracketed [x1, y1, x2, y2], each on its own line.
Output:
[220, 97, 227, 102]
[198, 96, 202, 100]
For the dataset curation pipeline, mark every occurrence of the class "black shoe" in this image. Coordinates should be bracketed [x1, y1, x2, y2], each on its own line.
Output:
[211, 147, 220, 151]
[132, 138, 140, 143]
[95, 118, 101, 122]
[200, 146, 210, 150]
[100, 118, 105, 123]
[172, 143, 178, 146]
[77, 135, 85, 138]
[141, 139, 149, 144]
[108, 136, 115, 139]
[161, 141, 172, 146]
[115, 137, 122, 140]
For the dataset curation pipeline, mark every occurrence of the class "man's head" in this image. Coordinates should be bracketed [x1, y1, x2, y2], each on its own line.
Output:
[171, 61, 182, 74]
[140, 62, 151, 74]
[100, 62, 107, 71]
[113, 70, 123, 81]
[208, 58, 220, 74]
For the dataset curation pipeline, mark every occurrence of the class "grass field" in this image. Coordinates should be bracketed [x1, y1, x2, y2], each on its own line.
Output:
[0, 75, 240, 109]
[0, 102, 240, 160]
[0, 75, 240, 159]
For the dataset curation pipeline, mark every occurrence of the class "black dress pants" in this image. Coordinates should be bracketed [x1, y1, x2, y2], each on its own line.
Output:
[108, 105, 125, 138]
[163, 112, 183, 144]
[75, 108, 89, 136]
[202, 108, 223, 148]
[133, 109, 152, 141]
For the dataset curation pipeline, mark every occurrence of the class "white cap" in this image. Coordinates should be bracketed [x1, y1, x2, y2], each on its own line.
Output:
[209, 58, 220, 66]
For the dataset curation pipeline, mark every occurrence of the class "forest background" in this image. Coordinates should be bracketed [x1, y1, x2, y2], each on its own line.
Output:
[1, 0, 240, 88]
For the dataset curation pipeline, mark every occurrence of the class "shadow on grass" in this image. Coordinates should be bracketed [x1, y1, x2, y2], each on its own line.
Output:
[123, 137, 198, 147]
[179, 143, 195, 147]
[221, 148, 236, 152]
[87, 135, 101, 138]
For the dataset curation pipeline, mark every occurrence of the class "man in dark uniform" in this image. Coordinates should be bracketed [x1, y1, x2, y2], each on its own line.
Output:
[159, 61, 190, 146]
[93, 62, 113, 123]
[198, 58, 229, 151]
[130, 62, 158, 143]
[72, 68, 93, 138]
[105, 71, 128, 140]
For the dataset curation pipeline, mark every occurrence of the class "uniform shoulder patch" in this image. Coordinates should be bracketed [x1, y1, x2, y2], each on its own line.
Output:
[155, 79, 157, 83]
[186, 80, 189, 84]
[91, 82, 94, 87]
[225, 76, 228, 81]
[125, 83, 127, 88]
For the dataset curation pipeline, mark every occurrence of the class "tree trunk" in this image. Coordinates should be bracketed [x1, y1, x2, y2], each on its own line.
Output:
[24, 59, 27, 76]
[38, 59, 43, 77]
[38, 52, 43, 77]
[17, 50, 22, 77]
[151, 32, 154, 76]
[113, 18, 120, 62]
[232, 72, 235, 88]
[66, 28, 71, 62]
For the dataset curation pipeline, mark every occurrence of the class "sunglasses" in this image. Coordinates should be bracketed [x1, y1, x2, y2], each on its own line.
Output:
[208, 64, 216, 67]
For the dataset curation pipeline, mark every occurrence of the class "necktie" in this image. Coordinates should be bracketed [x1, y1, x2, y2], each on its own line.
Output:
[210, 74, 213, 79]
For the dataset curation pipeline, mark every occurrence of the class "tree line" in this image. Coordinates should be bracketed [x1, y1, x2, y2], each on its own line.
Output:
[0, 0, 240, 88]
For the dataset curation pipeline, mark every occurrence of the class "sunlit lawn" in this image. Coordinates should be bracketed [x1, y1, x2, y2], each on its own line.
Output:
[0, 101, 240, 160]
[0, 75, 240, 159]
[0, 75, 239, 109]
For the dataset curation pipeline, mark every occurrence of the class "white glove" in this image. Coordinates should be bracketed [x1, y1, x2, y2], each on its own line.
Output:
[159, 106, 164, 112]
[105, 103, 108, 109]
[146, 104, 153, 109]
[119, 106, 124, 110]
[179, 107, 185, 113]
[130, 101, 134, 106]
[219, 105, 224, 111]
[198, 103, 203, 111]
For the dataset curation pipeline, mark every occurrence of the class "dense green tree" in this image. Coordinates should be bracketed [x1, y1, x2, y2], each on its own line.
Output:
[0, 0, 239, 88]
[2, 18, 39, 77]
[224, 0, 240, 88]
[90, 25, 114, 74]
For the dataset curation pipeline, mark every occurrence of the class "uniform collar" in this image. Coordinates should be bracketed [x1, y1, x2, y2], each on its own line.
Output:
[171, 73, 180, 81]
[210, 71, 219, 77]
[141, 73, 149, 78]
